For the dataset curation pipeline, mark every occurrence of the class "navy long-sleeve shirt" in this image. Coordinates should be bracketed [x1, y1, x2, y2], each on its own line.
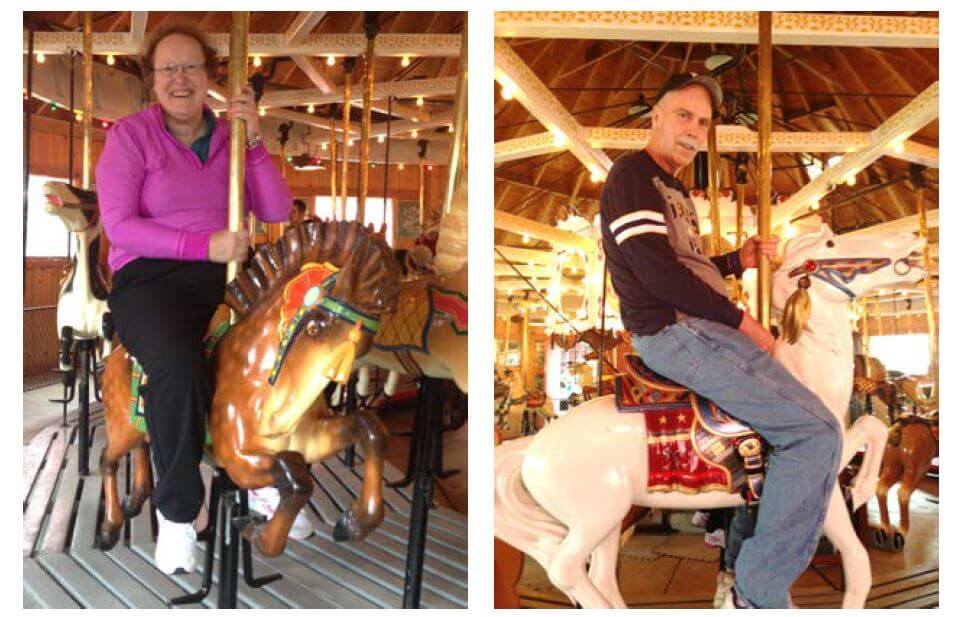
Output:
[600, 150, 744, 336]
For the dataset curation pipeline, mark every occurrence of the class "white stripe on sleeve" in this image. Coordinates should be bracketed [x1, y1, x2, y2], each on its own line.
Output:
[615, 224, 668, 245]
[608, 210, 666, 234]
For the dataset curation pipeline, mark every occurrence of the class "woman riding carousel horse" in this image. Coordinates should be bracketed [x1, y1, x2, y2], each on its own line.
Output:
[96, 24, 309, 574]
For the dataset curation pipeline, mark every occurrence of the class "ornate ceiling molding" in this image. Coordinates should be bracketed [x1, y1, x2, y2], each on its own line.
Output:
[494, 12, 938, 48]
[24, 31, 463, 58]
[494, 127, 938, 168]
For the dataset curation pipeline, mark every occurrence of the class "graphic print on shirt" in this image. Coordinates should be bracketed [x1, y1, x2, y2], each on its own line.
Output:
[652, 176, 704, 256]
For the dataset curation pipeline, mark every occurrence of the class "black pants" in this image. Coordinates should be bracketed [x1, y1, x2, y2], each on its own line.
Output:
[108, 258, 226, 523]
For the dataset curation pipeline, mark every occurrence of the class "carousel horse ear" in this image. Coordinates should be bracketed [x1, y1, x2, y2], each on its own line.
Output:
[780, 276, 811, 345]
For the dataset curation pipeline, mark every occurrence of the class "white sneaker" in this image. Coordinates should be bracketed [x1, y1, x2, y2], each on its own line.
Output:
[691, 511, 709, 528]
[248, 487, 314, 540]
[714, 570, 735, 608]
[704, 528, 726, 548]
[155, 511, 198, 575]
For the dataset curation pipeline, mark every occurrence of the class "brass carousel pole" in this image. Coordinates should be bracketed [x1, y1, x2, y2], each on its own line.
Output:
[226, 12, 249, 291]
[861, 298, 872, 378]
[418, 142, 426, 228]
[81, 12, 94, 190]
[444, 18, 467, 215]
[329, 110, 337, 213]
[357, 13, 378, 223]
[339, 58, 355, 220]
[520, 305, 530, 389]
[915, 186, 938, 401]
[707, 121, 722, 255]
[733, 156, 747, 303]
[756, 11, 773, 327]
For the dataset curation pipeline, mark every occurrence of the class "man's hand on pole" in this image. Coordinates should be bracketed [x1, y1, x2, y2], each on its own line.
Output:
[739, 234, 779, 269]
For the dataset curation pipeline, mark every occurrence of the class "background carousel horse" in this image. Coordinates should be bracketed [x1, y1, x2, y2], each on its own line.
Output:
[874, 412, 939, 551]
[494, 367, 552, 439]
[494, 224, 924, 608]
[98, 219, 401, 557]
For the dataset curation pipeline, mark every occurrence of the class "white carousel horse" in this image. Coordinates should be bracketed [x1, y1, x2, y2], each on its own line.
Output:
[43, 182, 113, 366]
[494, 224, 925, 608]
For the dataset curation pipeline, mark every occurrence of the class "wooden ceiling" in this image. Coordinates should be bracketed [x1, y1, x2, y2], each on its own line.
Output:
[24, 11, 464, 131]
[493, 12, 939, 250]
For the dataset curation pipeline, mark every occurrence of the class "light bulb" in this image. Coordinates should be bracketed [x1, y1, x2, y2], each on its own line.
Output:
[590, 168, 603, 183]
[398, 163, 405, 171]
[101, 120, 109, 128]
[500, 84, 515, 100]
[36, 52, 45, 64]
[411, 129, 418, 138]
[347, 138, 354, 146]
[326, 55, 336, 66]
[106, 54, 115, 66]
[253, 55, 262, 67]
[321, 142, 328, 150]
[522, 233, 530, 244]
[846, 173, 857, 187]
[401, 55, 410, 67]
[258, 107, 266, 117]
[416, 96, 424, 107]
[377, 134, 385, 143]
[550, 127, 566, 147]
[307, 104, 315, 113]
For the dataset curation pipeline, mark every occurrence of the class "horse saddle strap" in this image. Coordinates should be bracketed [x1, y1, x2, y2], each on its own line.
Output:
[736, 436, 766, 503]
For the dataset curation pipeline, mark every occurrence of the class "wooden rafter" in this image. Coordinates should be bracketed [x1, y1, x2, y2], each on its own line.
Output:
[772, 81, 938, 228]
[494, 38, 613, 176]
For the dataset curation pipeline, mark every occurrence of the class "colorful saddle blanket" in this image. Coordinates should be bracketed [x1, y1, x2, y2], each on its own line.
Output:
[615, 355, 766, 502]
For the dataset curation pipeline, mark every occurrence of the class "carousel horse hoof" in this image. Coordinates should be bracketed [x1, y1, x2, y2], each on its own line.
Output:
[332, 509, 369, 542]
[121, 492, 147, 518]
[870, 527, 888, 547]
[98, 523, 122, 551]
[239, 518, 283, 558]
[892, 532, 905, 552]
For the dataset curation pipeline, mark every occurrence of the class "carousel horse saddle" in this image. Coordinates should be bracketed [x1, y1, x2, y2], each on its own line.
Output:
[888, 414, 939, 448]
[615, 354, 767, 502]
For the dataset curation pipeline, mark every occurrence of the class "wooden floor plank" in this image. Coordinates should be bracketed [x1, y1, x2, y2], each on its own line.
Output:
[280, 537, 391, 607]
[36, 552, 126, 608]
[23, 427, 72, 556]
[37, 429, 81, 555]
[23, 557, 82, 609]
[23, 425, 58, 505]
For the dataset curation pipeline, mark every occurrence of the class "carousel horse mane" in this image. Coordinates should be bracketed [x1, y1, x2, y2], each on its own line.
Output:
[224, 219, 401, 318]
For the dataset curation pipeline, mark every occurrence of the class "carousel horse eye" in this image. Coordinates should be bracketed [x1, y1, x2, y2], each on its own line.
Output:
[305, 317, 327, 337]
[826, 240, 835, 248]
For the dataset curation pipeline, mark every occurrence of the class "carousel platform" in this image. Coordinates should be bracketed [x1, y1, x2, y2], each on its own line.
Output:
[514, 478, 938, 609]
[22, 411, 468, 609]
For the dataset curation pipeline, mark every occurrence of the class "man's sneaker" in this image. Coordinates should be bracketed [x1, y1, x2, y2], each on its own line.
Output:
[248, 487, 315, 540]
[704, 528, 726, 548]
[714, 570, 735, 608]
[155, 511, 198, 575]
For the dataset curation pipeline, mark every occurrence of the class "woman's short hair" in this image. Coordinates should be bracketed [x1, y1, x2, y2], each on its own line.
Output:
[139, 24, 219, 89]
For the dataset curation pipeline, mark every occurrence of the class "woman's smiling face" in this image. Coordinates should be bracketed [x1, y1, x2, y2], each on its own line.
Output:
[151, 33, 209, 123]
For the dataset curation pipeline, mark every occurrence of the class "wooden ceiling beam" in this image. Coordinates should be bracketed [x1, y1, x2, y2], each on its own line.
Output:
[24, 31, 463, 57]
[494, 38, 613, 177]
[257, 75, 455, 108]
[839, 208, 938, 237]
[495, 127, 938, 167]
[772, 81, 938, 228]
[290, 55, 335, 95]
[494, 12, 938, 48]
[129, 12, 148, 47]
[285, 11, 325, 45]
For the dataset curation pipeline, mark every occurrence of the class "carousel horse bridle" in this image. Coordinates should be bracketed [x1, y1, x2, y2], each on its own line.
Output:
[787, 256, 896, 298]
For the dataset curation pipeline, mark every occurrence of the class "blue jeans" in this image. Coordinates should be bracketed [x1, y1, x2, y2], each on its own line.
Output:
[633, 318, 842, 608]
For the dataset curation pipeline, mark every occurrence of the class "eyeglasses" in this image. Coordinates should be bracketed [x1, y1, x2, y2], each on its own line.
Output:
[152, 62, 203, 78]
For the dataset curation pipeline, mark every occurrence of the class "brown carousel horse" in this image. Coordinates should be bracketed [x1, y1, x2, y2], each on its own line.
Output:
[98, 219, 401, 557]
[873, 412, 939, 550]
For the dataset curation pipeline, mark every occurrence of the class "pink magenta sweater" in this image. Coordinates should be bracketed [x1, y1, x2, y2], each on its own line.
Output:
[96, 104, 292, 273]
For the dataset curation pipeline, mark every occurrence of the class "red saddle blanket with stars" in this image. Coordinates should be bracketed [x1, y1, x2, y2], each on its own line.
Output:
[615, 355, 763, 498]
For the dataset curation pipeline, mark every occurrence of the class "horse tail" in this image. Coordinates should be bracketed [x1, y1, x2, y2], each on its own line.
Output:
[494, 436, 567, 569]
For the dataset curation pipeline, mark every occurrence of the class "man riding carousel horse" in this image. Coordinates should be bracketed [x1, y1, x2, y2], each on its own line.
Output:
[600, 73, 842, 608]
